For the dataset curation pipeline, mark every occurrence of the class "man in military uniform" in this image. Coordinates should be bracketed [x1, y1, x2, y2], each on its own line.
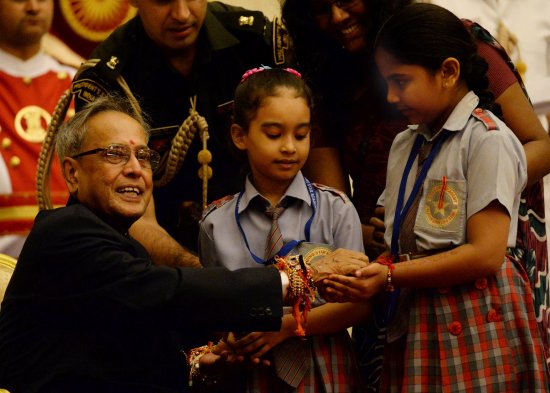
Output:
[71, 0, 288, 267]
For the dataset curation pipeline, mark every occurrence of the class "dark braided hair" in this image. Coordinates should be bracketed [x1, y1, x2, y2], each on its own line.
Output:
[374, 2, 502, 117]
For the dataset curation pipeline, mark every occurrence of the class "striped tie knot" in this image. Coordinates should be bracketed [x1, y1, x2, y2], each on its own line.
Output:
[264, 204, 286, 260]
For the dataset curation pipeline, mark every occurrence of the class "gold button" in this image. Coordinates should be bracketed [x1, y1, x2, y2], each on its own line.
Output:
[22, 76, 32, 85]
[57, 71, 68, 80]
[2, 137, 11, 149]
[10, 156, 21, 167]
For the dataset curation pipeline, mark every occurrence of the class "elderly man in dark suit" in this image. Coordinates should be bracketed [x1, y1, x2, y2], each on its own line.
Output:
[0, 95, 368, 393]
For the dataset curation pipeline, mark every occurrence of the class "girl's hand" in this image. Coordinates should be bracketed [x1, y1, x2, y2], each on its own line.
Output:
[235, 331, 289, 360]
[224, 333, 280, 364]
[198, 341, 245, 373]
[206, 336, 270, 369]
[322, 263, 387, 302]
[370, 206, 386, 246]
[226, 315, 295, 361]
[362, 206, 387, 257]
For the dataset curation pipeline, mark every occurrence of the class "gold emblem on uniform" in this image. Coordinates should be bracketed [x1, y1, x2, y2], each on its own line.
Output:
[424, 178, 459, 228]
[107, 56, 120, 70]
[1, 138, 11, 149]
[9, 156, 21, 168]
[72, 78, 109, 104]
[239, 15, 254, 26]
[22, 76, 32, 85]
[272, 17, 289, 65]
[14, 105, 51, 143]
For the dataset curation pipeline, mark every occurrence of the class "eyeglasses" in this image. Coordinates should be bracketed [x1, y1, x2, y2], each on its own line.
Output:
[310, 0, 361, 17]
[71, 143, 161, 170]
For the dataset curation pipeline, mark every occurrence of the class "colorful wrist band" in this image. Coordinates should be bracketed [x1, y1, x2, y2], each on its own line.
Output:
[375, 255, 396, 292]
[273, 254, 316, 336]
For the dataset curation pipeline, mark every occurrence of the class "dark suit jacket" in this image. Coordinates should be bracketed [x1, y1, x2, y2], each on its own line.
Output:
[0, 202, 282, 392]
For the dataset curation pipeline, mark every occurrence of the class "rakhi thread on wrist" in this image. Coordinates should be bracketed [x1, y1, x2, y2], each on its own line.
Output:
[375, 255, 396, 292]
[273, 254, 316, 336]
[186, 342, 222, 388]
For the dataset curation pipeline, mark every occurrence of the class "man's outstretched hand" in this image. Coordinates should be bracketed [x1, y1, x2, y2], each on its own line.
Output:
[308, 248, 369, 284]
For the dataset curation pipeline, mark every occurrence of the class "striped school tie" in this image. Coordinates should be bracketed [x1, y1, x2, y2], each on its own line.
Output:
[264, 205, 285, 259]
[264, 203, 311, 387]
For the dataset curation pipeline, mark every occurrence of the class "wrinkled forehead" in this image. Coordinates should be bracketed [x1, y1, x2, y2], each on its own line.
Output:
[83, 111, 148, 147]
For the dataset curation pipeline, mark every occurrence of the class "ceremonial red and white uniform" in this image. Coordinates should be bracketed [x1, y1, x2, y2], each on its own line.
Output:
[0, 49, 74, 258]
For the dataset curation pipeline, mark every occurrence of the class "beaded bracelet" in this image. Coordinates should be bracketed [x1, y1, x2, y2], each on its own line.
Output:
[375, 255, 396, 292]
[186, 342, 222, 389]
[273, 254, 316, 336]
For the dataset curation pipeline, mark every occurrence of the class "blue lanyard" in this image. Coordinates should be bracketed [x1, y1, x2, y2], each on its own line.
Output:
[234, 177, 318, 265]
[383, 131, 450, 324]
[390, 131, 450, 257]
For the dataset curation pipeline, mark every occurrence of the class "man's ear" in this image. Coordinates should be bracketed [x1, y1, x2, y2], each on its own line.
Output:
[440, 57, 461, 88]
[230, 124, 247, 151]
[62, 157, 79, 195]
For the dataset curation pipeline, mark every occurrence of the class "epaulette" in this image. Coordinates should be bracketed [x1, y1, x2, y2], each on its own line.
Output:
[471, 108, 499, 131]
[208, 0, 267, 35]
[209, 2, 288, 65]
[312, 183, 349, 203]
[72, 18, 137, 108]
[201, 194, 235, 220]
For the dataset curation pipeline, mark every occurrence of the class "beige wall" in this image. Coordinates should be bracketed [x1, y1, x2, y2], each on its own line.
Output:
[212, 0, 282, 19]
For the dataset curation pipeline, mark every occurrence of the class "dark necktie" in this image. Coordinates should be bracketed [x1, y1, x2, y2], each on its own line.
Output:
[272, 337, 310, 388]
[398, 139, 433, 254]
[264, 205, 285, 260]
[264, 202, 310, 387]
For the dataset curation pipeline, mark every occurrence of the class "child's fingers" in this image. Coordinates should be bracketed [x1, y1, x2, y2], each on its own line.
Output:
[249, 342, 274, 359]
[322, 278, 369, 302]
[326, 274, 355, 284]
[236, 332, 263, 345]
[233, 333, 269, 355]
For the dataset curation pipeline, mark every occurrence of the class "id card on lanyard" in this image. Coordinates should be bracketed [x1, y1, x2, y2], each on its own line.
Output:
[234, 177, 318, 265]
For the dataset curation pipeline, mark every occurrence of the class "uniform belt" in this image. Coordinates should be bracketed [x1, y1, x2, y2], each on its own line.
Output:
[398, 248, 451, 262]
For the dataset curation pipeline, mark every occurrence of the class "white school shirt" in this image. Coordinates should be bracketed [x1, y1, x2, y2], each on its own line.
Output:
[199, 171, 364, 270]
[382, 91, 527, 253]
